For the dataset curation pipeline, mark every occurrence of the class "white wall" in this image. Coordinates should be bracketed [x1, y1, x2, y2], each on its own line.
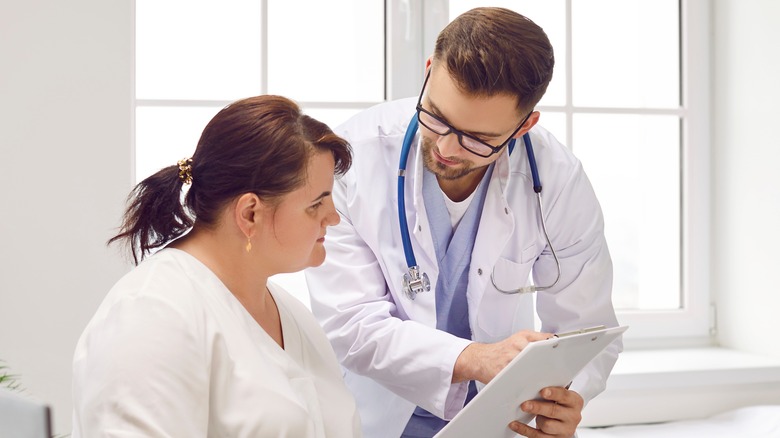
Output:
[0, 0, 132, 434]
[1, 0, 779, 435]
[712, 0, 780, 357]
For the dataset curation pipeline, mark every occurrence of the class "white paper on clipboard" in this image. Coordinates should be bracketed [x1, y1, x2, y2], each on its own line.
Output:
[435, 325, 628, 438]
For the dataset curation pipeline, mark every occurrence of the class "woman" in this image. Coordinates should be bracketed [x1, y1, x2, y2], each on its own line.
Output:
[72, 95, 360, 437]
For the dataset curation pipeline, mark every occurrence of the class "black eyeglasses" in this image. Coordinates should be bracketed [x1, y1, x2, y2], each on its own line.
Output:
[415, 71, 532, 158]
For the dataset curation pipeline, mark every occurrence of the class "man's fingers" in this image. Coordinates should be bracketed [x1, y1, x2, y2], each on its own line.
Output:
[535, 415, 568, 436]
[521, 398, 580, 423]
[509, 330, 553, 350]
[517, 388, 583, 438]
[540, 387, 570, 404]
[508, 420, 553, 438]
[540, 387, 584, 409]
[518, 330, 554, 342]
[521, 400, 561, 420]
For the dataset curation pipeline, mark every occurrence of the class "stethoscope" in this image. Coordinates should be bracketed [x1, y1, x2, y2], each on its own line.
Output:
[398, 114, 561, 300]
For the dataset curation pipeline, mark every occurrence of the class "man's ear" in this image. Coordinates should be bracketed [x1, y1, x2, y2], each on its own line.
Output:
[425, 55, 433, 75]
[514, 111, 541, 139]
[234, 192, 264, 239]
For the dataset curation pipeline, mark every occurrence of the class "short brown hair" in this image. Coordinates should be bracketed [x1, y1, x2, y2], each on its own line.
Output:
[433, 7, 555, 113]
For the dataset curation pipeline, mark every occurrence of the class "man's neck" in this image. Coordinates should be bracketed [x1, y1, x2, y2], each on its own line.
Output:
[437, 166, 489, 202]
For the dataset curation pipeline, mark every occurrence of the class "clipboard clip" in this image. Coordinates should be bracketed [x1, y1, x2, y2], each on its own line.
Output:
[552, 325, 607, 338]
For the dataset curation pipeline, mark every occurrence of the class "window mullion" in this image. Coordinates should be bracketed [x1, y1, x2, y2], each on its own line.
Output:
[260, 0, 268, 94]
[565, 0, 574, 150]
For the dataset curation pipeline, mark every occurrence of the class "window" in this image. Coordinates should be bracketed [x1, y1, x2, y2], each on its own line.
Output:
[135, 0, 711, 342]
[134, 0, 384, 182]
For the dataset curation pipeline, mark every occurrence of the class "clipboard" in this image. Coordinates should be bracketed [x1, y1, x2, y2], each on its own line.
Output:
[435, 325, 628, 438]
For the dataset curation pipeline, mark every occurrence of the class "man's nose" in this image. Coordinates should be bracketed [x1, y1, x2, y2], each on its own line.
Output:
[436, 132, 461, 158]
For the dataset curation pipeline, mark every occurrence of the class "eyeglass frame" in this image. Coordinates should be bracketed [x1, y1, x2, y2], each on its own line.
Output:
[415, 70, 533, 158]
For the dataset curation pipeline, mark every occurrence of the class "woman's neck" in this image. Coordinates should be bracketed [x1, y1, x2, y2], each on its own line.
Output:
[170, 227, 283, 347]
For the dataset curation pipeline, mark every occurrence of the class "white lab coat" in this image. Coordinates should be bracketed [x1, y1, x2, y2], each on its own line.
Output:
[73, 248, 361, 437]
[305, 97, 621, 438]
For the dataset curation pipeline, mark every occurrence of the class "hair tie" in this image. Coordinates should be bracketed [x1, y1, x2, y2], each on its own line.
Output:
[177, 158, 193, 184]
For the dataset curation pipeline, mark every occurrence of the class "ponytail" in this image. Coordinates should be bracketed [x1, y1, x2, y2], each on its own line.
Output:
[108, 164, 194, 265]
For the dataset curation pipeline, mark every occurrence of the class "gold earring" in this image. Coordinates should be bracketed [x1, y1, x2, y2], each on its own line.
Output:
[245, 237, 252, 253]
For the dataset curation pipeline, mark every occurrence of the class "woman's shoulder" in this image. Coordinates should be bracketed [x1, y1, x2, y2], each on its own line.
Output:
[74, 250, 214, 368]
[116, 249, 191, 291]
[93, 249, 212, 325]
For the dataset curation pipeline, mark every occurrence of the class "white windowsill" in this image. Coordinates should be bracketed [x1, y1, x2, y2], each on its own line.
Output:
[581, 347, 780, 427]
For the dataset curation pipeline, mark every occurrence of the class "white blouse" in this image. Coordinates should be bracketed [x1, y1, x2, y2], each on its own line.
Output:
[72, 248, 361, 437]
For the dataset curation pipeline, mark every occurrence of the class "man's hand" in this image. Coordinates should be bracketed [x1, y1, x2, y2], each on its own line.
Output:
[509, 386, 584, 438]
[453, 330, 551, 384]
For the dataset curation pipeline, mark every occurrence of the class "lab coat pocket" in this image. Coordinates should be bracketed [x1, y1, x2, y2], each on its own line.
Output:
[477, 256, 535, 338]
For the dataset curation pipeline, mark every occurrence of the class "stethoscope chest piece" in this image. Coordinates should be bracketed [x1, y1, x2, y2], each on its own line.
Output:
[402, 266, 430, 300]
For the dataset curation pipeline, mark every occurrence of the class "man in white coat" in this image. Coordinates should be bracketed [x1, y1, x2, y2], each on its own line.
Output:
[305, 7, 621, 438]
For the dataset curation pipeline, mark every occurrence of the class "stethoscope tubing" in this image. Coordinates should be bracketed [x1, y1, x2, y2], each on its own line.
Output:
[398, 113, 561, 297]
[398, 115, 420, 269]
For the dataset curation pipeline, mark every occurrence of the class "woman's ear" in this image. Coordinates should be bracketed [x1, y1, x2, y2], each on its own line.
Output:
[234, 193, 264, 239]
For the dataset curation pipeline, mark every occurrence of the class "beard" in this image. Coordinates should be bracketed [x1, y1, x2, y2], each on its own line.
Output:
[420, 136, 482, 181]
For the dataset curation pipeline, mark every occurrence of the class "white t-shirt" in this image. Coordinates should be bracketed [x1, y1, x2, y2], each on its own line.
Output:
[72, 248, 361, 437]
[441, 188, 477, 230]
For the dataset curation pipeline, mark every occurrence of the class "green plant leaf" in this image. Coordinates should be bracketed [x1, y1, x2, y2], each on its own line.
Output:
[0, 360, 23, 391]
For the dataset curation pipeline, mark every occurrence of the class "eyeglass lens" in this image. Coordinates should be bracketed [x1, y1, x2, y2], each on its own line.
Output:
[417, 110, 495, 156]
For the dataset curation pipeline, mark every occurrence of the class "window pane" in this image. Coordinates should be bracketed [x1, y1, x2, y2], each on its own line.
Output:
[572, 0, 679, 108]
[136, 0, 263, 100]
[573, 114, 680, 310]
[448, 1, 566, 107]
[135, 106, 223, 182]
[537, 111, 566, 147]
[300, 107, 364, 132]
[268, 0, 384, 102]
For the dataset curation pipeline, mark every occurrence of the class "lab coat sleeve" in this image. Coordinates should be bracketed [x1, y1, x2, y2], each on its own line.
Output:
[72, 295, 209, 437]
[533, 160, 622, 405]
[305, 175, 473, 420]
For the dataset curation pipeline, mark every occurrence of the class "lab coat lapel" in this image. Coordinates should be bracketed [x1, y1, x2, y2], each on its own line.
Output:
[469, 153, 515, 317]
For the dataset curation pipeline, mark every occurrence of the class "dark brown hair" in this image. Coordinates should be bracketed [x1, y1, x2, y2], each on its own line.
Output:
[109, 95, 352, 264]
[433, 7, 555, 113]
